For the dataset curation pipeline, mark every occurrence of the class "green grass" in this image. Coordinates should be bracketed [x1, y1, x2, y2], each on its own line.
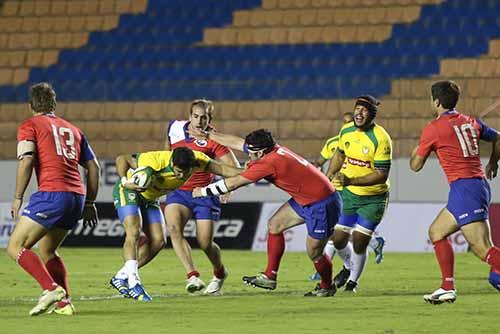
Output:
[0, 248, 498, 334]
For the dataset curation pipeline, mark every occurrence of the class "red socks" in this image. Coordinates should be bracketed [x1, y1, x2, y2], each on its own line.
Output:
[46, 256, 69, 297]
[433, 239, 455, 290]
[264, 232, 285, 280]
[485, 247, 500, 270]
[313, 255, 333, 289]
[214, 266, 226, 279]
[17, 248, 57, 291]
[187, 271, 200, 279]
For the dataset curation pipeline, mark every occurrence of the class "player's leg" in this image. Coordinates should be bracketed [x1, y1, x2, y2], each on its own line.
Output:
[137, 205, 166, 268]
[303, 192, 341, 297]
[242, 200, 304, 290]
[332, 212, 356, 288]
[423, 208, 459, 304]
[191, 195, 227, 295]
[164, 201, 204, 292]
[308, 237, 336, 281]
[345, 191, 389, 292]
[39, 228, 76, 316]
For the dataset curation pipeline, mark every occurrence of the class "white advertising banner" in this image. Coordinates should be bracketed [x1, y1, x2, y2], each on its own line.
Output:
[0, 203, 16, 248]
[251, 202, 469, 253]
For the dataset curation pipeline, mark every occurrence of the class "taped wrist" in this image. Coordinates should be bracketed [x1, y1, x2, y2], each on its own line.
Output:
[201, 179, 229, 196]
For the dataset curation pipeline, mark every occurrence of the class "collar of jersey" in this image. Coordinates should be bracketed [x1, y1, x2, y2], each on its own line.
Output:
[442, 109, 457, 116]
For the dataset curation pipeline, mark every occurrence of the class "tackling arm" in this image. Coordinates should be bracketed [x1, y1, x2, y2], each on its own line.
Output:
[193, 174, 253, 198]
[206, 159, 243, 178]
[207, 131, 246, 152]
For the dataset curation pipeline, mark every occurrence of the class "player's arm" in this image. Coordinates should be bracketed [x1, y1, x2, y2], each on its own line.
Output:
[189, 127, 246, 152]
[314, 156, 327, 168]
[115, 154, 144, 191]
[206, 159, 243, 178]
[410, 123, 435, 173]
[81, 158, 101, 227]
[409, 146, 427, 172]
[479, 119, 500, 179]
[11, 141, 36, 220]
[335, 168, 389, 187]
[216, 150, 241, 203]
[193, 174, 253, 198]
[326, 149, 345, 180]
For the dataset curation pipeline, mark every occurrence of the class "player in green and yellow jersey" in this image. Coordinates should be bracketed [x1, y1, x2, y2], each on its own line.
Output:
[109, 147, 242, 301]
[326, 95, 392, 293]
[308, 111, 387, 281]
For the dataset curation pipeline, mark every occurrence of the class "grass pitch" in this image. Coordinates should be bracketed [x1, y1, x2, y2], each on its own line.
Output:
[0, 248, 498, 334]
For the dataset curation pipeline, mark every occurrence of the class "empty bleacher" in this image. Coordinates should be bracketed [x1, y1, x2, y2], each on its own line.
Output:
[0, 0, 499, 160]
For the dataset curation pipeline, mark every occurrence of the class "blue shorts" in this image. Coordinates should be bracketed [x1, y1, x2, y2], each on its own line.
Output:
[22, 191, 85, 230]
[447, 177, 491, 227]
[166, 189, 221, 221]
[288, 192, 342, 240]
[117, 205, 164, 225]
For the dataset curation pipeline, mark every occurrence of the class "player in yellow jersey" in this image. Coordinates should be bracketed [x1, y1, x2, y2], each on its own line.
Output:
[326, 95, 392, 293]
[308, 111, 387, 281]
[109, 147, 241, 300]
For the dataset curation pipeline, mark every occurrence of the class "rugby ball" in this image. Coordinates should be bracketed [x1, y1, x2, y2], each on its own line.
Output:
[130, 166, 154, 188]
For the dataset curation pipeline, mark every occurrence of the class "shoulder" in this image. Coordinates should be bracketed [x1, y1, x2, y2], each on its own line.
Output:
[325, 135, 339, 145]
[19, 117, 35, 130]
[339, 122, 357, 137]
[373, 124, 392, 142]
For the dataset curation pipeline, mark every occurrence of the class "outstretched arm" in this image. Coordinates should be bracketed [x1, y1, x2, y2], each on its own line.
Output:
[206, 159, 243, 178]
[192, 174, 253, 198]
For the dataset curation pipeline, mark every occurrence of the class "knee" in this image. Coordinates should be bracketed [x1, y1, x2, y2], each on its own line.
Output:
[150, 238, 166, 252]
[197, 237, 212, 251]
[468, 242, 489, 260]
[166, 223, 183, 239]
[38, 248, 56, 263]
[267, 220, 283, 234]
[6, 241, 20, 260]
[352, 242, 366, 254]
[428, 227, 441, 244]
[333, 234, 349, 249]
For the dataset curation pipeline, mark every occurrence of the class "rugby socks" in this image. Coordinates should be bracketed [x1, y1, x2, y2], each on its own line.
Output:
[433, 239, 455, 290]
[45, 256, 69, 297]
[336, 243, 354, 270]
[125, 260, 140, 287]
[485, 246, 500, 270]
[214, 266, 226, 279]
[17, 248, 57, 291]
[264, 232, 285, 280]
[348, 249, 367, 283]
[323, 240, 336, 260]
[313, 254, 333, 289]
[187, 271, 200, 279]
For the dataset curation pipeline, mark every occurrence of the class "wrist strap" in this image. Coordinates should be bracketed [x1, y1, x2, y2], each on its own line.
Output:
[121, 176, 129, 186]
[201, 179, 229, 196]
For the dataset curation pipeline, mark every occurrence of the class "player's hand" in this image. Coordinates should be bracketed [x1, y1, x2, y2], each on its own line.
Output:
[81, 203, 98, 228]
[332, 172, 351, 187]
[122, 181, 146, 192]
[10, 198, 22, 221]
[187, 127, 209, 140]
[219, 192, 232, 204]
[192, 187, 204, 198]
[486, 161, 498, 180]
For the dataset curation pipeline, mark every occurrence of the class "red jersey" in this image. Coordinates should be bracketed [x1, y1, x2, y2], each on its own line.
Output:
[240, 145, 335, 206]
[416, 110, 497, 183]
[167, 120, 230, 190]
[17, 113, 95, 194]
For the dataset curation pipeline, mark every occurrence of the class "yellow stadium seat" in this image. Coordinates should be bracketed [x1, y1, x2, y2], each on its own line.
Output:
[253, 28, 271, 45]
[316, 10, 333, 25]
[294, 0, 312, 8]
[69, 17, 86, 32]
[338, 26, 356, 43]
[0, 122, 17, 141]
[300, 10, 317, 26]
[71, 32, 89, 48]
[311, 0, 328, 8]
[7, 51, 25, 67]
[253, 101, 279, 120]
[278, 0, 295, 9]
[50, 1, 67, 15]
[220, 28, 238, 45]
[269, 28, 288, 44]
[258, 120, 279, 136]
[116, 0, 132, 14]
[278, 120, 297, 139]
[233, 11, 250, 27]
[131, 0, 148, 14]
[249, 11, 266, 27]
[39, 32, 56, 48]
[303, 27, 323, 43]
[1, 1, 19, 16]
[203, 28, 219, 45]
[476, 58, 497, 77]
[52, 17, 70, 31]
[282, 11, 300, 26]
[34, 1, 50, 16]
[19, 1, 35, 16]
[264, 10, 282, 27]
[82, 0, 99, 15]
[262, 0, 278, 9]
[12, 68, 29, 85]
[67, 1, 83, 15]
[288, 28, 304, 44]
[102, 16, 119, 31]
[236, 28, 254, 45]
[86, 16, 104, 31]
[3, 17, 23, 33]
[21, 17, 38, 33]
[55, 32, 71, 48]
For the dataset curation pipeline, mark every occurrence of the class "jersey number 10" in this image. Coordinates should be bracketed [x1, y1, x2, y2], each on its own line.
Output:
[51, 124, 76, 160]
[453, 124, 479, 157]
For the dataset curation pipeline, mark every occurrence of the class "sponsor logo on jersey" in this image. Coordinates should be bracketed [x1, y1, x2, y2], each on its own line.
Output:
[458, 213, 469, 219]
[347, 157, 371, 168]
[36, 212, 48, 219]
[362, 146, 370, 155]
[128, 193, 136, 201]
[474, 208, 485, 214]
[195, 139, 208, 147]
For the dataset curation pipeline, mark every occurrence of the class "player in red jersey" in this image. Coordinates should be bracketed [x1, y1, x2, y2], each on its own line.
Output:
[410, 80, 500, 304]
[6, 83, 100, 315]
[164, 99, 240, 295]
[192, 129, 342, 297]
